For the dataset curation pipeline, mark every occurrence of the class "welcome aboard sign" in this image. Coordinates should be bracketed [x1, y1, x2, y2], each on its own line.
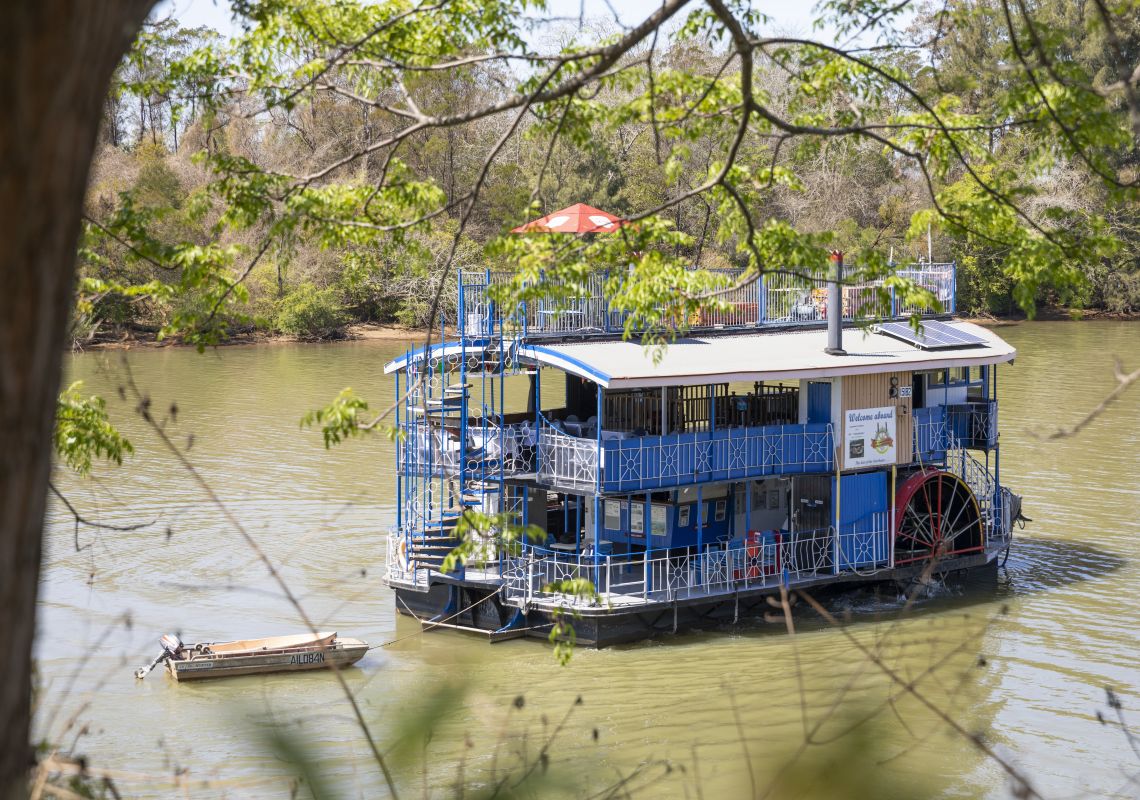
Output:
[844, 406, 897, 467]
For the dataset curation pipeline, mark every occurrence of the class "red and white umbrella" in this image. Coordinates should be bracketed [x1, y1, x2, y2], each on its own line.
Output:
[511, 202, 626, 234]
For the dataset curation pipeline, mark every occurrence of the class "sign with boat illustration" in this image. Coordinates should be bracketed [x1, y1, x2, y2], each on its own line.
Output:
[845, 406, 897, 467]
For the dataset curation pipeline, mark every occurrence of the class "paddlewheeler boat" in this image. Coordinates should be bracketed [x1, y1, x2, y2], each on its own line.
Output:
[138, 631, 369, 681]
[384, 212, 1022, 647]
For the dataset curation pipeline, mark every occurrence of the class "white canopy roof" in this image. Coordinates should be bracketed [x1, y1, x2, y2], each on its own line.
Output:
[519, 320, 1015, 388]
[382, 342, 485, 374]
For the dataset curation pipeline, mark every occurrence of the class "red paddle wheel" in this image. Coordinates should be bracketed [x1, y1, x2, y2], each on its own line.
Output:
[893, 469, 984, 566]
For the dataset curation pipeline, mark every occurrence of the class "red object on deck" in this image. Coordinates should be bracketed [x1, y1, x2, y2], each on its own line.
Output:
[742, 530, 781, 578]
[511, 203, 626, 234]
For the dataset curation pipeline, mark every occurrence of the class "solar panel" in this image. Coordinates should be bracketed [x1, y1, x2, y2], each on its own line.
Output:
[875, 320, 987, 350]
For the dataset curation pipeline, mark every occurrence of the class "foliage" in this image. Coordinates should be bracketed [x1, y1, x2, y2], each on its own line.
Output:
[76, 0, 1139, 352]
[441, 511, 547, 575]
[300, 388, 399, 447]
[543, 577, 599, 666]
[53, 382, 133, 476]
[273, 282, 349, 339]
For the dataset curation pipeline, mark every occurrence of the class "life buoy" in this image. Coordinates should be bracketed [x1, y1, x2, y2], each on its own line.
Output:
[397, 537, 409, 570]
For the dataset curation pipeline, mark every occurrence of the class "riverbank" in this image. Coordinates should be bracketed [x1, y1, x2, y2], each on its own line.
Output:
[80, 322, 441, 351]
[968, 306, 1140, 324]
[79, 307, 1135, 351]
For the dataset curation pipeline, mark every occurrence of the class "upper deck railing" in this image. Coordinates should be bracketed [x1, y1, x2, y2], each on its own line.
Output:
[535, 416, 835, 494]
[459, 262, 955, 341]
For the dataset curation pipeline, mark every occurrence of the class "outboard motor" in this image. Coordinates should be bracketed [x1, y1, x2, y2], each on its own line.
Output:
[160, 633, 184, 658]
[135, 633, 185, 680]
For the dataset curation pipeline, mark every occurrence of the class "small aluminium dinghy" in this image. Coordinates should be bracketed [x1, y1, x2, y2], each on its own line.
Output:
[135, 631, 368, 682]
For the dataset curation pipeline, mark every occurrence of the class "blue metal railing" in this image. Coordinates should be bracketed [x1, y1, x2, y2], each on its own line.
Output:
[534, 421, 834, 493]
[457, 262, 956, 342]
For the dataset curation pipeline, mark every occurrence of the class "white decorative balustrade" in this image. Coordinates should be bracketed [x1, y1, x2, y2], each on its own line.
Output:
[500, 517, 892, 611]
[400, 420, 536, 478]
[536, 419, 599, 489]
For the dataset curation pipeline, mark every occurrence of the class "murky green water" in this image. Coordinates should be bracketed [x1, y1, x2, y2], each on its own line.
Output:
[38, 321, 1140, 798]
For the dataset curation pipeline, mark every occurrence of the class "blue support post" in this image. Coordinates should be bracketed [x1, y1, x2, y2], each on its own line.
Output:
[485, 268, 492, 337]
[994, 365, 1001, 492]
[697, 485, 704, 561]
[950, 260, 957, 314]
[576, 495, 582, 552]
[944, 366, 950, 462]
[534, 367, 542, 474]
[745, 480, 752, 539]
[595, 383, 604, 589]
[727, 483, 735, 540]
[498, 310, 506, 509]
[597, 385, 604, 491]
[603, 268, 611, 332]
[439, 311, 446, 522]
[593, 494, 601, 591]
[644, 491, 653, 593]
[644, 491, 651, 547]
[458, 275, 466, 339]
[755, 275, 763, 327]
[395, 370, 402, 530]
[460, 314, 468, 513]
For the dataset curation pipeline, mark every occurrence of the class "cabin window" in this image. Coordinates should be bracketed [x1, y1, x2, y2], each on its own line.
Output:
[678, 505, 691, 527]
[603, 383, 801, 435]
[926, 367, 970, 387]
[668, 384, 724, 433]
[715, 382, 799, 428]
[604, 388, 663, 434]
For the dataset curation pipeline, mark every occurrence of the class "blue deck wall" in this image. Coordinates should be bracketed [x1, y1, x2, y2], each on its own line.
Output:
[833, 471, 890, 569]
[599, 422, 833, 493]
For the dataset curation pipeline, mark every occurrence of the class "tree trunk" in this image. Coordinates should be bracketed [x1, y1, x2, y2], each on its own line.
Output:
[0, 3, 152, 797]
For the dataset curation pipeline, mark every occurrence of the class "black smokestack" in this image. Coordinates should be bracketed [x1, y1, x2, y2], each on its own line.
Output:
[825, 250, 846, 356]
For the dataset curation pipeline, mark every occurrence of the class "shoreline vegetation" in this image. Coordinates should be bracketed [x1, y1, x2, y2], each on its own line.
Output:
[75, 307, 1137, 351]
[73, 8, 1140, 359]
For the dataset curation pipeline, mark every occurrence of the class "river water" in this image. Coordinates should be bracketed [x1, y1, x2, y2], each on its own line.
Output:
[37, 321, 1139, 798]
